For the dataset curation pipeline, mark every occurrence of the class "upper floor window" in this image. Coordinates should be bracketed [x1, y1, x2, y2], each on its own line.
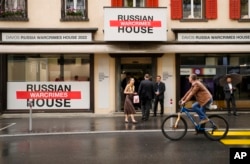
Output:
[61, 0, 88, 21]
[124, 0, 145, 7]
[171, 0, 217, 20]
[183, 0, 203, 19]
[230, 0, 250, 20]
[241, 0, 250, 19]
[111, 0, 158, 7]
[0, 0, 28, 21]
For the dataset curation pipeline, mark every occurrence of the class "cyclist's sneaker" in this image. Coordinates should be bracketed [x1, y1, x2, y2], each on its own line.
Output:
[207, 103, 218, 110]
[199, 118, 209, 125]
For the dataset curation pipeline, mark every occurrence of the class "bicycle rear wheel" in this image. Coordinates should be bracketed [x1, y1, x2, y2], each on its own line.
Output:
[161, 115, 187, 141]
[204, 115, 229, 141]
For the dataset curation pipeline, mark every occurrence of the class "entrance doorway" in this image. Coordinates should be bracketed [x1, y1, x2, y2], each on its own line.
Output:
[116, 57, 156, 112]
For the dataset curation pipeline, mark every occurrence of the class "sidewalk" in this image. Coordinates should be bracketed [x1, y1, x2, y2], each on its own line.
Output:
[0, 111, 250, 136]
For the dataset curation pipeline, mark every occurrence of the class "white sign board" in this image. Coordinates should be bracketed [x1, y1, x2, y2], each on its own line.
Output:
[7, 82, 90, 109]
[98, 58, 110, 108]
[178, 33, 250, 42]
[2, 33, 92, 42]
[104, 8, 167, 41]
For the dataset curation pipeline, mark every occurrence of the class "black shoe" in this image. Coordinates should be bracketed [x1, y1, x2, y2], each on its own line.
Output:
[233, 112, 239, 116]
[195, 129, 204, 135]
[228, 112, 231, 116]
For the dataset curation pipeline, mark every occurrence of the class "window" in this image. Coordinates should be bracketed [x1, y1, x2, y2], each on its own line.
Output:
[241, 0, 250, 19]
[183, 0, 203, 19]
[0, 0, 28, 21]
[61, 0, 88, 21]
[124, 0, 145, 7]
[111, 0, 158, 7]
[180, 54, 250, 106]
[229, 0, 250, 20]
[171, 0, 217, 20]
[8, 54, 90, 82]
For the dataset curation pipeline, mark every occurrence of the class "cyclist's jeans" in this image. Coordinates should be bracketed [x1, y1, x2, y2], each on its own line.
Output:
[191, 99, 213, 120]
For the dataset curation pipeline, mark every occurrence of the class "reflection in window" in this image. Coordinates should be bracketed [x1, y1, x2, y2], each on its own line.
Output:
[124, 0, 145, 7]
[0, 0, 27, 20]
[180, 54, 250, 103]
[8, 54, 90, 82]
[183, 0, 203, 19]
[241, 0, 250, 19]
[61, 0, 88, 21]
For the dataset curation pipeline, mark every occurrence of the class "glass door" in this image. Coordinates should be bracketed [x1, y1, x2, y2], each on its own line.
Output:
[117, 57, 155, 112]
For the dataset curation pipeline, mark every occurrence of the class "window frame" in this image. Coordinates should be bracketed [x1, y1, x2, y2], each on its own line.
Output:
[0, 0, 28, 21]
[240, 0, 250, 19]
[123, 0, 145, 7]
[182, 0, 205, 20]
[61, 0, 89, 22]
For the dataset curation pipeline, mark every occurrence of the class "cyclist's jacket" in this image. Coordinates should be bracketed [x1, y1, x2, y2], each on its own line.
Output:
[182, 80, 212, 107]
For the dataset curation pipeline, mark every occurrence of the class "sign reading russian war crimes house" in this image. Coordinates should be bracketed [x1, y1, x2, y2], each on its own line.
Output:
[2, 33, 92, 42]
[178, 33, 250, 42]
[7, 82, 90, 109]
[104, 8, 167, 41]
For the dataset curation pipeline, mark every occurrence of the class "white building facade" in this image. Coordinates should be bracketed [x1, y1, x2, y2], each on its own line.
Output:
[0, 0, 249, 114]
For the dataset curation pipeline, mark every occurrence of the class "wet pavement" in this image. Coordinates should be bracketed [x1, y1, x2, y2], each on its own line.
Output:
[0, 111, 250, 164]
[0, 111, 249, 136]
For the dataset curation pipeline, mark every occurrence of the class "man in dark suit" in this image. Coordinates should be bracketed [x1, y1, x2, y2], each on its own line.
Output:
[138, 74, 154, 121]
[153, 75, 165, 117]
[223, 77, 239, 116]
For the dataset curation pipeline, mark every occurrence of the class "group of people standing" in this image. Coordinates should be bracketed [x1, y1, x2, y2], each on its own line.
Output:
[123, 73, 239, 124]
[123, 74, 165, 123]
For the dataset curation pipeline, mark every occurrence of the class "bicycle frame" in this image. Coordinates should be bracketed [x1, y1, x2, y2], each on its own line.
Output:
[175, 106, 206, 131]
[162, 105, 229, 141]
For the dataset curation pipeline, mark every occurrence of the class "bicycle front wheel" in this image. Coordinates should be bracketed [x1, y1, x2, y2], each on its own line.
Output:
[161, 115, 187, 141]
[204, 115, 229, 141]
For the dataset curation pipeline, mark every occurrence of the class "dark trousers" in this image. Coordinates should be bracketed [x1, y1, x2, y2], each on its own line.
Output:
[226, 95, 236, 113]
[141, 99, 152, 120]
[153, 97, 164, 115]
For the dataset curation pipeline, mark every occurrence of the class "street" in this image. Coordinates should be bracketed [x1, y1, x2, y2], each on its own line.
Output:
[0, 113, 250, 164]
[0, 129, 229, 164]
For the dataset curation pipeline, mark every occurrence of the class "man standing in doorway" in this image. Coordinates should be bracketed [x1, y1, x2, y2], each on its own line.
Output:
[138, 74, 154, 121]
[224, 76, 239, 116]
[153, 75, 165, 117]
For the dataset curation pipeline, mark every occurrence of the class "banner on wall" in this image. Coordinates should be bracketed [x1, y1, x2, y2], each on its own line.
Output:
[180, 68, 216, 75]
[7, 82, 90, 109]
[104, 7, 167, 41]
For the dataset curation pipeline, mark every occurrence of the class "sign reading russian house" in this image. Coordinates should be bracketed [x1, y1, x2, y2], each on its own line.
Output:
[104, 7, 167, 41]
[7, 82, 90, 109]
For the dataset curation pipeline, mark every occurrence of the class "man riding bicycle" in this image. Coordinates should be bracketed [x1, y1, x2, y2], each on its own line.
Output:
[180, 74, 213, 125]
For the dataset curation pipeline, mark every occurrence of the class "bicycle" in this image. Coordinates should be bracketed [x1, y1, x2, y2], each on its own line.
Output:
[161, 104, 229, 141]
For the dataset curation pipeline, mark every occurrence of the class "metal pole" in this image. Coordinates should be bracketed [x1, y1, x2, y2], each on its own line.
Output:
[28, 100, 32, 132]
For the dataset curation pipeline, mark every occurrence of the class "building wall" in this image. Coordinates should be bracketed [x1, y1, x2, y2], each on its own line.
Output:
[1, 0, 250, 113]
[1, 1, 249, 41]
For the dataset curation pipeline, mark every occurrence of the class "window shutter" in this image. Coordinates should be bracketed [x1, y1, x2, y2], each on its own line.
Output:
[146, 0, 159, 7]
[206, 0, 217, 19]
[111, 0, 123, 7]
[171, 0, 182, 20]
[230, 0, 240, 19]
